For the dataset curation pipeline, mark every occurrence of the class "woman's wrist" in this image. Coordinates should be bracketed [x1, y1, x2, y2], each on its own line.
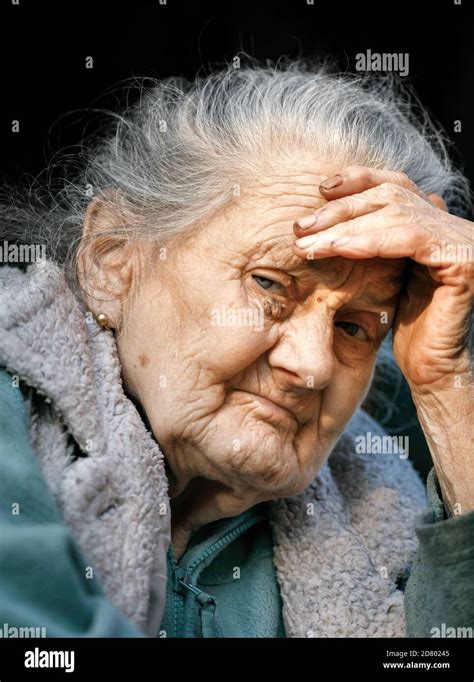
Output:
[411, 384, 473, 515]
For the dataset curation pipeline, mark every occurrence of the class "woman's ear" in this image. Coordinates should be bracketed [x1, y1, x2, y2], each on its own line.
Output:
[77, 190, 136, 329]
[427, 193, 449, 212]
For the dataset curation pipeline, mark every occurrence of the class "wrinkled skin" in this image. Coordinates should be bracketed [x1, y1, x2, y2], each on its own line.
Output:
[294, 165, 473, 525]
[80, 161, 473, 558]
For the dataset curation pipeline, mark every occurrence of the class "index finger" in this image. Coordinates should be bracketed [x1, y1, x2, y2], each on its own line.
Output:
[318, 165, 430, 201]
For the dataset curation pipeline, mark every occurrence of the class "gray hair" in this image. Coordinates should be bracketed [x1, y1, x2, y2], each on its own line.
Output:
[1, 59, 471, 422]
[1, 59, 471, 267]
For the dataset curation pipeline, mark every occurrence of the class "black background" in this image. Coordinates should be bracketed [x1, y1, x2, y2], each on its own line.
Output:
[1, 0, 473, 477]
[1, 0, 473, 191]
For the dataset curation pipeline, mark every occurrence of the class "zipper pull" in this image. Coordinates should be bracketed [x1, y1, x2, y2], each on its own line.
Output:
[179, 574, 218, 637]
[172, 567, 188, 594]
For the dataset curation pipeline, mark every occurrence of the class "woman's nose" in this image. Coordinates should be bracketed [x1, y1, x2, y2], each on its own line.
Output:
[267, 310, 335, 390]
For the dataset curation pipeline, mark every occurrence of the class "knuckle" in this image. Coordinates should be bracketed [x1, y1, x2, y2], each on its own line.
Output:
[379, 182, 406, 202]
[393, 171, 413, 189]
[385, 201, 413, 220]
[379, 182, 394, 198]
[329, 196, 355, 219]
[347, 165, 374, 184]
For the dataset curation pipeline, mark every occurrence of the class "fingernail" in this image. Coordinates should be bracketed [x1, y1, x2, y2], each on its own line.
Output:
[294, 214, 317, 230]
[295, 234, 322, 249]
[296, 233, 339, 250]
[320, 174, 343, 191]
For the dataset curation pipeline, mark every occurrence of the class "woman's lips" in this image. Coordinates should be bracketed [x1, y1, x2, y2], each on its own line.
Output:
[233, 389, 298, 425]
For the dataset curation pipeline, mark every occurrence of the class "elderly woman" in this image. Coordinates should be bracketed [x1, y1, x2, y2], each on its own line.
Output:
[0, 62, 472, 639]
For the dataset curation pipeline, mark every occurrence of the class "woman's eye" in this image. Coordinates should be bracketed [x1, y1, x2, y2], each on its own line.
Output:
[252, 275, 281, 292]
[335, 320, 367, 340]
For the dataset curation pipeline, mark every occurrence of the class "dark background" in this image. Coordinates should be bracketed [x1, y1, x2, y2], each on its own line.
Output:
[1, 0, 473, 477]
[2, 0, 473, 187]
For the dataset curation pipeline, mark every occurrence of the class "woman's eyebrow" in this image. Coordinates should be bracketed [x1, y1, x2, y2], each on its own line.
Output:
[252, 240, 403, 307]
[250, 243, 306, 271]
[356, 287, 401, 308]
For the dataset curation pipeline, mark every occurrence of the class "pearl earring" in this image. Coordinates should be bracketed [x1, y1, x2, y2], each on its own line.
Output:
[95, 311, 112, 330]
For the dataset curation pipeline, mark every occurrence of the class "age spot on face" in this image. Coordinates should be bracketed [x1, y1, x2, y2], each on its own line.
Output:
[262, 297, 286, 320]
[139, 353, 150, 368]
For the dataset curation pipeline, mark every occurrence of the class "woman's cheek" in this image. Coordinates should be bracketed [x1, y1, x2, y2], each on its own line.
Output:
[334, 356, 377, 410]
[201, 307, 276, 380]
[333, 329, 380, 368]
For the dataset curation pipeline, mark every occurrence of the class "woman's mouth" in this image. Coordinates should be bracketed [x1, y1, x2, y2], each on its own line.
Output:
[232, 389, 298, 428]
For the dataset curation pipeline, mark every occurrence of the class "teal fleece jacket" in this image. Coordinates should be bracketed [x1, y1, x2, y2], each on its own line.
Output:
[160, 503, 286, 637]
[0, 367, 472, 638]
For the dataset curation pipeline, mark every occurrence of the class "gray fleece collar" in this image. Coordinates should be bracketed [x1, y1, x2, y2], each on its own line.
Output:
[0, 261, 171, 634]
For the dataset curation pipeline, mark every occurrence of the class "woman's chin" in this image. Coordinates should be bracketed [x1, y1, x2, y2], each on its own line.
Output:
[201, 412, 312, 492]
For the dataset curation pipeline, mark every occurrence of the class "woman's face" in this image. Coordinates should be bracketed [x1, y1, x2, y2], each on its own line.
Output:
[117, 163, 405, 501]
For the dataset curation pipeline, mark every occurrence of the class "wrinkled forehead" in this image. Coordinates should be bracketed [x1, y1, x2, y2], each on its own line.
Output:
[247, 232, 406, 308]
[222, 169, 407, 291]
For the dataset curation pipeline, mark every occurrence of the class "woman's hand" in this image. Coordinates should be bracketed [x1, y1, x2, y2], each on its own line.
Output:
[293, 166, 473, 515]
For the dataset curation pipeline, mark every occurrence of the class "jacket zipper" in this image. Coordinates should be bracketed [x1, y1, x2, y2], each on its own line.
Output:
[169, 513, 264, 637]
